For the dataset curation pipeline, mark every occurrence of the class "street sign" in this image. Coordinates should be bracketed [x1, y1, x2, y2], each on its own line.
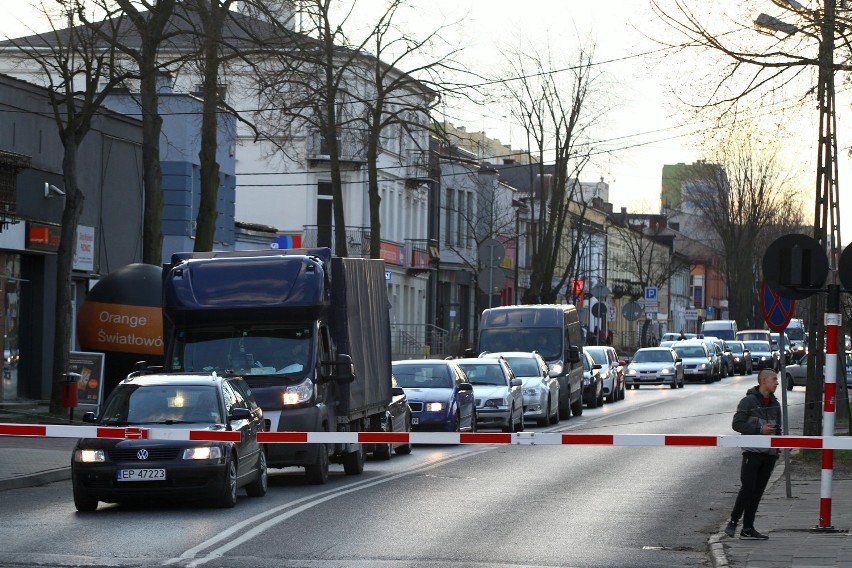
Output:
[761, 280, 795, 332]
[622, 301, 642, 321]
[646, 312, 657, 320]
[762, 234, 827, 300]
[477, 267, 505, 293]
[645, 287, 658, 301]
[684, 308, 699, 321]
[591, 302, 607, 318]
[478, 238, 505, 268]
[591, 283, 610, 299]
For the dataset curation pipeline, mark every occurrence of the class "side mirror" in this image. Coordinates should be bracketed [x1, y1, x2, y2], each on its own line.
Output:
[592, 364, 602, 370]
[229, 407, 252, 421]
[675, 357, 682, 363]
[510, 378, 522, 387]
[82, 411, 96, 424]
[458, 382, 473, 392]
[392, 386, 405, 396]
[320, 354, 355, 384]
[566, 346, 581, 364]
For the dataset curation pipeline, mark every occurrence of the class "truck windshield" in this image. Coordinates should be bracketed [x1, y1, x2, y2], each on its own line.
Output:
[172, 326, 313, 377]
[478, 328, 562, 361]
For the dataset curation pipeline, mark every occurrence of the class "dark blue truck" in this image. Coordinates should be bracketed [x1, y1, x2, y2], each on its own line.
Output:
[161, 248, 393, 484]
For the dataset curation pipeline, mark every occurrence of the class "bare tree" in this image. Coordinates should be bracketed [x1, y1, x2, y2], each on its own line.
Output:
[500, 42, 602, 304]
[681, 128, 805, 328]
[83, 0, 181, 265]
[4, 0, 131, 413]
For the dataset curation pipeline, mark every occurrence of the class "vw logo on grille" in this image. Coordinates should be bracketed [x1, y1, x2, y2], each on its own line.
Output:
[136, 449, 149, 460]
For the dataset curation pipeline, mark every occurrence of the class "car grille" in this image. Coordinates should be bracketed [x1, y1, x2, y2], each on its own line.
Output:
[108, 448, 181, 461]
[408, 402, 423, 412]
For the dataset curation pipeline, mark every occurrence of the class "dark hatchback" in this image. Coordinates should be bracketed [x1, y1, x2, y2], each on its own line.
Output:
[71, 373, 267, 512]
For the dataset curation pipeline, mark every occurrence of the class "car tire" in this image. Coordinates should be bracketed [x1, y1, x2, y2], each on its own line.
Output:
[539, 398, 551, 426]
[305, 444, 329, 485]
[245, 449, 268, 497]
[549, 399, 560, 424]
[470, 411, 478, 433]
[598, 386, 605, 406]
[217, 454, 238, 508]
[634, 384, 640, 389]
[342, 445, 365, 475]
[73, 480, 98, 512]
[587, 390, 598, 409]
[786, 373, 794, 391]
[502, 410, 514, 433]
[606, 383, 615, 403]
[570, 389, 583, 417]
[395, 417, 413, 455]
[373, 420, 393, 461]
[453, 410, 461, 432]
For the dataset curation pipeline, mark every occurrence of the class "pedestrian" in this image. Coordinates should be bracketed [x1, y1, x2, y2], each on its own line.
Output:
[724, 369, 781, 540]
[679, 329, 686, 341]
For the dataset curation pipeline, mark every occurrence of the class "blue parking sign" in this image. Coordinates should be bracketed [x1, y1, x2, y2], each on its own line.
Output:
[645, 287, 658, 301]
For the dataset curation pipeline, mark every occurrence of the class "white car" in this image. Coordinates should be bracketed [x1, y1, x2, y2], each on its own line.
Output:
[584, 346, 625, 403]
[624, 347, 684, 389]
[455, 358, 524, 432]
[481, 351, 560, 426]
[672, 341, 715, 384]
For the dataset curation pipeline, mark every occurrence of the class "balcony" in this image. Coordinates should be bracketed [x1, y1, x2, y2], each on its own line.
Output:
[306, 129, 366, 166]
[301, 225, 370, 258]
[405, 239, 438, 274]
[405, 150, 432, 186]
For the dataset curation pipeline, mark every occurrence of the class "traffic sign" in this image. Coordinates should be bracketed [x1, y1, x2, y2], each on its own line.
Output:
[622, 301, 642, 321]
[478, 238, 505, 268]
[645, 287, 658, 301]
[761, 280, 795, 332]
[591, 302, 607, 318]
[762, 234, 827, 299]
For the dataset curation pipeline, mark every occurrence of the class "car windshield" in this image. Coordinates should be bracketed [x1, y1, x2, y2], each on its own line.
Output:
[479, 328, 563, 361]
[586, 349, 608, 365]
[457, 363, 507, 386]
[674, 346, 706, 358]
[729, 343, 744, 354]
[100, 385, 222, 425]
[393, 363, 453, 388]
[632, 350, 673, 363]
[503, 357, 540, 377]
[172, 326, 313, 377]
[744, 341, 771, 352]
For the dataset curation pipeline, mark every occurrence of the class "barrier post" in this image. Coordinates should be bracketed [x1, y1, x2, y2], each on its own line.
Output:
[816, 284, 840, 531]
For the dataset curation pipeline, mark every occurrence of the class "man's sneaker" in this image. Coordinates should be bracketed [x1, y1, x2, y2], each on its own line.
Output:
[740, 527, 769, 540]
[724, 520, 737, 538]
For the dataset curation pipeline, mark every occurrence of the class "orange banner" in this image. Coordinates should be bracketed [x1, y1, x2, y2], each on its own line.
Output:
[76, 301, 164, 355]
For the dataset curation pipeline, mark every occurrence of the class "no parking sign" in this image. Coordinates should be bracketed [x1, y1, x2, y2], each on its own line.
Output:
[761, 280, 795, 332]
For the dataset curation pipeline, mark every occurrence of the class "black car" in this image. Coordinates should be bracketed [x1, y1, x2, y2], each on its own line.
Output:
[71, 372, 267, 512]
[373, 375, 412, 459]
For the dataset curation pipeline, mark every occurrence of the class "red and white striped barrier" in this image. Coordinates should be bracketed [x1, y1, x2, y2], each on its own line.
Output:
[1, 423, 851, 449]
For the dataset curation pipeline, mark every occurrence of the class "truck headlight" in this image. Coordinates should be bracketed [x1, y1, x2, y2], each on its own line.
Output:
[283, 377, 314, 405]
[75, 449, 105, 463]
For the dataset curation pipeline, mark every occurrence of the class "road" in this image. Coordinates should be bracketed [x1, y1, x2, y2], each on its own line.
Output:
[0, 375, 806, 567]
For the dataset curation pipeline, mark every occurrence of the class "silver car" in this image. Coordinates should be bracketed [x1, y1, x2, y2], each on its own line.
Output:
[481, 351, 560, 426]
[455, 358, 524, 432]
[783, 352, 852, 390]
[672, 341, 714, 384]
[624, 347, 684, 389]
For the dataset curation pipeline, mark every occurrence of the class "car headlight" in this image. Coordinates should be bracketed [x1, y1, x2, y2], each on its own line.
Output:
[522, 387, 540, 396]
[548, 361, 564, 375]
[182, 446, 222, 460]
[484, 398, 506, 408]
[699, 363, 708, 369]
[627, 368, 637, 376]
[660, 367, 674, 375]
[582, 376, 591, 385]
[283, 377, 314, 405]
[75, 449, 105, 463]
[425, 402, 446, 412]
[760, 356, 768, 361]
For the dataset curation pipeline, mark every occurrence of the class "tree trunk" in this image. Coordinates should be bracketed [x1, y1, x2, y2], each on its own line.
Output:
[139, 59, 164, 264]
[50, 143, 85, 414]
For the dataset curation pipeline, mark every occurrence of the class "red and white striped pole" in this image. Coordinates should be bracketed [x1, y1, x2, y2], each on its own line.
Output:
[818, 286, 840, 531]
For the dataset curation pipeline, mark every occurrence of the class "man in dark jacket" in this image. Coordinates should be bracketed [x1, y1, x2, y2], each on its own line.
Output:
[724, 369, 781, 540]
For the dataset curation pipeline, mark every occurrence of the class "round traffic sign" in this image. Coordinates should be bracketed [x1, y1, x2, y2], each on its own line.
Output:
[592, 302, 607, 318]
[478, 238, 505, 268]
[761, 280, 795, 332]
[762, 234, 827, 300]
[477, 267, 505, 293]
[622, 301, 641, 321]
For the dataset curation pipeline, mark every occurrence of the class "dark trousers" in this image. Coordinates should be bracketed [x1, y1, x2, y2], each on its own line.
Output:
[730, 452, 778, 529]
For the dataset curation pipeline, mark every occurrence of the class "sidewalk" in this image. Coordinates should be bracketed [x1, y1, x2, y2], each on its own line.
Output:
[709, 460, 852, 568]
[2, 406, 851, 567]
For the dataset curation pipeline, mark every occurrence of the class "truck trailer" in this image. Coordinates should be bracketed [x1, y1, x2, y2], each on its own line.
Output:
[161, 248, 393, 484]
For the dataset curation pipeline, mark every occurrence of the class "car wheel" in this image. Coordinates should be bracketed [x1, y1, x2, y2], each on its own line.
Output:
[634, 384, 640, 389]
[619, 382, 625, 400]
[502, 410, 514, 433]
[570, 388, 584, 417]
[305, 443, 329, 485]
[786, 373, 794, 391]
[395, 417, 413, 455]
[597, 385, 604, 406]
[373, 419, 393, 461]
[73, 479, 98, 512]
[539, 397, 551, 426]
[217, 454, 238, 508]
[245, 449, 268, 497]
[470, 410, 478, 433]
[342, 445, 365, 475]
[587, 389, 598, 409]
[516, 405, 525, 432]
[453, 410, 462, 432]
[549, 399, 560, 424]
[670, 379, 677, 389]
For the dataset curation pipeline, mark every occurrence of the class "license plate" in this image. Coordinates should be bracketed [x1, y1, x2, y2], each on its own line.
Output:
[117, 468, 166, 481]
[412, 417, 419, 425]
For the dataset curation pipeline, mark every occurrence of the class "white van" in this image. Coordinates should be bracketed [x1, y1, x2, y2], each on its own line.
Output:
[701, 320, 738, 341]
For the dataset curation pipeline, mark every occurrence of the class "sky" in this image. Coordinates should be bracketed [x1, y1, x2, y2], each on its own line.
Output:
[0, 1, 845, 239]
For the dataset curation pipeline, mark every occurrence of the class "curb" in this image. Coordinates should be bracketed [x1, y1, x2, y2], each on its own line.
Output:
[0, 467, 70, 492]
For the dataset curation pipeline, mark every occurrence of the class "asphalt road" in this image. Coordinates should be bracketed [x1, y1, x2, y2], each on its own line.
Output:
[0, 375, 806, 568]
